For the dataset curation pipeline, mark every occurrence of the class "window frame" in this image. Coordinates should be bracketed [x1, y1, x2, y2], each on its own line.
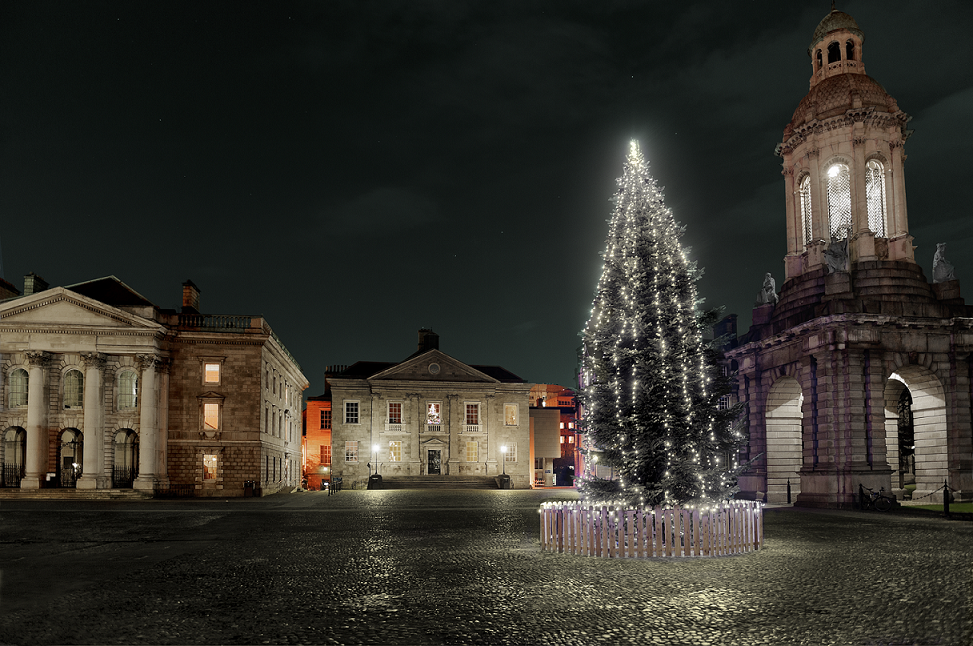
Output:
[8, 368, 28, 408]
[62, 368, 84, 409]
[865, 158, 888, 237]
[202, 361, 222, 385]
[504, 403, 518, 426]
[466, 440, 479, 462]
[117, 369, 138, 411]
[203, 454, 219, 481]
[388, 441, 402, 462]
[465, 402, 480, 426]
[388, 401, 402, 425]
[320, 409, 331, 430]
[504, 442, 518, 462]
[345, 441, 359, 462]
[203, 401, 221, 431]
[344, 401, 360, 425]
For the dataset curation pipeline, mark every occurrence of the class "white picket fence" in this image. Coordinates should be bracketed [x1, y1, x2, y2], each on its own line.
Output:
[540, 500, 763, 558]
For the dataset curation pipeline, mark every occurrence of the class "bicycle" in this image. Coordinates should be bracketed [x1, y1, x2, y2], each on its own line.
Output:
[859, 485, 894, 511]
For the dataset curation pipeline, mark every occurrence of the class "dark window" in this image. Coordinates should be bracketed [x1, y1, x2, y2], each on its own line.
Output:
[827, 41, 840, 64]
[816, 49, 822, 70]
[845, 40, 855, 61]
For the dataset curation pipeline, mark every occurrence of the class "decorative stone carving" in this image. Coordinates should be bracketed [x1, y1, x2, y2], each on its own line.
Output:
[755, 273, 779, 306]
[824, 237, 849, 274]
[80, 352, 107, 371]
[136, 354, 160, 371]
[933, 243, 956, 283]
[24, 351, 51, 367]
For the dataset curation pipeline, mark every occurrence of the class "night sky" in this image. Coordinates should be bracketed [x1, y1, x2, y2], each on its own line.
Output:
[2, 1, 971, 397]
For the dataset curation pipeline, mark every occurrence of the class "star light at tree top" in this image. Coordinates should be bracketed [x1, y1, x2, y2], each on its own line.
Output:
[578, 140, 745, 509]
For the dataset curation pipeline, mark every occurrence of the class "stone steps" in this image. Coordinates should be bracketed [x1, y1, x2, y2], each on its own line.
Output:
[380, 476, 499, 490]
[0, 488, 153, 501]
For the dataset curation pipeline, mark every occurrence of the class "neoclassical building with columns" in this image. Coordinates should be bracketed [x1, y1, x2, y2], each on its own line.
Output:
[0, 274, 307, 497]
[726, 8, 972, 507]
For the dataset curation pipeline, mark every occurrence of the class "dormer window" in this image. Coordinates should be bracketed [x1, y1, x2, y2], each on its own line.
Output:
[827, 41, 840, 64]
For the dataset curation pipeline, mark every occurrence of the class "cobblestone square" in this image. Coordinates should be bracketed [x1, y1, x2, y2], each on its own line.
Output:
[0, 490, 969, 645]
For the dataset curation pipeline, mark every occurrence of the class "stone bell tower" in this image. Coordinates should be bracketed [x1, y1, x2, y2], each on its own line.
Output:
[726, 7, 973, 508]
[777, 8, 915, 281]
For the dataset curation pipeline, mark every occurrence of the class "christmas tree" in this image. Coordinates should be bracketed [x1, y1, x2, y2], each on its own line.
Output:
[579, 141, 744, 508]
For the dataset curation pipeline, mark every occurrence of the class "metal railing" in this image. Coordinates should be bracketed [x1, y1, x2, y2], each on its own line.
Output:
[1, 463, 23, 488]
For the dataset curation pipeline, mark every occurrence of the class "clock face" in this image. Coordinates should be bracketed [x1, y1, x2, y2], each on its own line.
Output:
[429, 363, 441, 375]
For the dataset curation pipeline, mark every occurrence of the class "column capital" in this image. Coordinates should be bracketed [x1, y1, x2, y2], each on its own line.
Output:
[80, 352, 108, 370]
[136, 354, 161, 371]
[25, 351, 52, 367]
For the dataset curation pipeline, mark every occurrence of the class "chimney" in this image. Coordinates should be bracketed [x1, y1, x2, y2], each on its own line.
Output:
[417, 328, 439, 353]
[23, 273, 48, 296]
[182, 280, 201, 313]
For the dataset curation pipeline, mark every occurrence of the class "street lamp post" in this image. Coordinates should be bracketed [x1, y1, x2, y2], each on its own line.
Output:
[500, 445, 507, 475]
[373, 444, 380, 476]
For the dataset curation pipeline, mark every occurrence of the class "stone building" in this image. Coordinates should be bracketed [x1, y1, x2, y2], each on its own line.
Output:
[302, 392, 332, 490]
[329, 329, 533, 489]
[0, 275, 307, 497]
[726, 9, 973, 507]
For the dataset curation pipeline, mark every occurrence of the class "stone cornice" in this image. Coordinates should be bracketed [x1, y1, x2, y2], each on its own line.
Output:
[778, 108, 910, 157]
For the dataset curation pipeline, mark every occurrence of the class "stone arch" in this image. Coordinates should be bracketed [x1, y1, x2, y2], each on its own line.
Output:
[112, 428, 139, 488]
[884, 366, 947, 502]
[57, 428, 83, 488]
[765, 375, 804, 503]
[2, 426, 27, 487]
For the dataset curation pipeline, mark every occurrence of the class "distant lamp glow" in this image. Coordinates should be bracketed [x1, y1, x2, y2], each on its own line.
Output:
[500, 445, 507, 475]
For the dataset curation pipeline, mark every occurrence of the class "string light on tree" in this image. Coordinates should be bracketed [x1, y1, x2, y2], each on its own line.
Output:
[578, 140, 745, 508]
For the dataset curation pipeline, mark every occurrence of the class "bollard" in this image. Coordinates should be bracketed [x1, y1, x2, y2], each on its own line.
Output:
[786, 478, 792, 504]
[944, 479, 950, 517]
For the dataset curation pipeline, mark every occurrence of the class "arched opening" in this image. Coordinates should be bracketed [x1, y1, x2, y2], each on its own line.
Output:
[827, 41, 841, 64]
[8, 368, 28, 408]
[2, 427, 26, 488]
[113, 429, 139, 488]
[765, 376, 804, 503]
[799, 175, 812, 246]
[865, 159, 887, 237]
[815, 49, 823, 71]
[845, 40, 855, 61]
[884, 367, 948, 502]
[57, 429, 83, 488]
[827, 163, 852, 239]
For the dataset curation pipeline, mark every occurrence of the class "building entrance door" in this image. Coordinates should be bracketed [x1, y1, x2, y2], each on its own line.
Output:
[427, 450, 441, 475]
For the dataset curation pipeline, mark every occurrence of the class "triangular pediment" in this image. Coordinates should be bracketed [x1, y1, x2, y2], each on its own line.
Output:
[0, 288, 162, 331]
[369, 349, 499, 383]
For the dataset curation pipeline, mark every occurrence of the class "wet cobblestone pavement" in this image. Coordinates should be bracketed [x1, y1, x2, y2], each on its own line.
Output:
[0, 489, 970, 645]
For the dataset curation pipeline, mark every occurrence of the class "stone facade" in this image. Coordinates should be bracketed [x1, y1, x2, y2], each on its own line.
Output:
[329, 331, 533, 489]
[726, 10, 973, 507]
[0, 276, 307, 497]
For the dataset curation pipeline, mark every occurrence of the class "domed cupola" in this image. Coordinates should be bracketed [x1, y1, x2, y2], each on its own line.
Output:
[776, 6, 914, 282]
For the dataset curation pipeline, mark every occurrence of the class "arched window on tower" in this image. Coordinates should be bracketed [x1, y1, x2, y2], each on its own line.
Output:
[816, 49, 823, 71]
[827, 163, 852, 239]
[827, 41, 841, 64]
[799, 175, 812, 246]
[865, 160, 887, 237]
[845, 40, 855, 62]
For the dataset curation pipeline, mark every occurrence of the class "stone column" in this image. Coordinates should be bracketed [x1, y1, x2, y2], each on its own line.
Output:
[156, 360, 171, 487]
[851, 137, 876, 261]
[77, 352, 107, 490]
[21, 351, 51, 489]
[134, 354, 159, 491]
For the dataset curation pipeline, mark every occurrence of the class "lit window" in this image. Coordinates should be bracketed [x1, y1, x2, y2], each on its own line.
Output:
[389, 441, 402, 462]
[504, 403, 518, 426]
[321, 409, 331, 429]
[8, 369, 28, 408]
[718, 395, 731, 411]
[865, 160, 887, 237]
[63, 369, 84, 408]
[827, 163, 852, 239]
[560, 436, 565, 443]
[465, 403, 479, 426]
[204, 363, 220, 384]
[345, 441, 359, 462]
[505, 443, 517, 462]
[388, 402, 402, 425]
[466, 441, 478, 462]
[799, 175, 812, 246]
[568, 436, 574, 444]
[345, 401, 359, 424]
[118, 370, 138, 410]
[320, 445, 331, 466]
[427, 402, 442, 425]
[204, 403, 220, 430]
[203, 454, 218, 480]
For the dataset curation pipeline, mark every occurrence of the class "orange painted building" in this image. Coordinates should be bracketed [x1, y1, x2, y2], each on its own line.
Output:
[302, 391, 332, 490]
